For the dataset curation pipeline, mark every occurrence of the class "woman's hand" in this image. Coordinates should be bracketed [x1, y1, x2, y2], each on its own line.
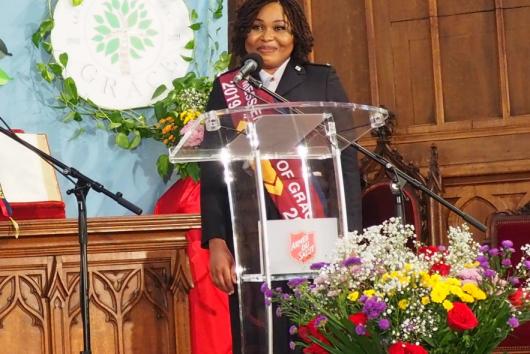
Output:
[208, 238, 237, 294]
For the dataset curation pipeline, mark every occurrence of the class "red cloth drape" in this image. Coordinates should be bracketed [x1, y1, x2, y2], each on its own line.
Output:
[0, 201, 65, 221]
[154, 177, 232, 354]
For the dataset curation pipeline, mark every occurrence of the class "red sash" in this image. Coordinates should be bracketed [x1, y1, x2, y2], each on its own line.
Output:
[218, 71, 324, 219]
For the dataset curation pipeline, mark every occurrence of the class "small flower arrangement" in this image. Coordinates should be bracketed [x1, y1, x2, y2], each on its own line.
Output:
[153, 72, 214, 180]
[265, 218, 530, 353]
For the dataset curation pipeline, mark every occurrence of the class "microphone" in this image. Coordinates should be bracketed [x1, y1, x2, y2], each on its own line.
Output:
[233, 53, 263, 84]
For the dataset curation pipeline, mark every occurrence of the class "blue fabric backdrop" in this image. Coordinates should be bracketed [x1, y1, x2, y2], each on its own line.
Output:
[0, 0, 227, 217]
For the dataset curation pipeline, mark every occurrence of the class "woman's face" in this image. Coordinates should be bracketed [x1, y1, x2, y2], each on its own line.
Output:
[244, 2, 294, 74]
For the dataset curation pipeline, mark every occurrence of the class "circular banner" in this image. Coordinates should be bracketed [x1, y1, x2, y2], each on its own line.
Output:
[51, 0, 193, 110]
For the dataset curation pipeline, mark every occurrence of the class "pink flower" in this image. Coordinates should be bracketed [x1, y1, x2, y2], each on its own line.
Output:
[180, 121, 204, 147]
[457, 268, 483, 285]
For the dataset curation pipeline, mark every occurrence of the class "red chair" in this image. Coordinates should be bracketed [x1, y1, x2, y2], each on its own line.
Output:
[487, 212, 530, 353]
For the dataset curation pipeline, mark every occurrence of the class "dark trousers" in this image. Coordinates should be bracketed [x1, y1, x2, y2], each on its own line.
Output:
[229, 282, 301, 354]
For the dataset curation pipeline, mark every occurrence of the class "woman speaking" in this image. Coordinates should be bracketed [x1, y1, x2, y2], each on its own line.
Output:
[200, 1, 363, 352]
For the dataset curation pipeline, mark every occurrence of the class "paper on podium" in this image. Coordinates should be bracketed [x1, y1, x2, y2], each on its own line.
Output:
[0, 133, 62, 203]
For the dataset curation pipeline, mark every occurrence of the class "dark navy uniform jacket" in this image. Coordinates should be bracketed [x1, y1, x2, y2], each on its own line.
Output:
[200, 60, 363, 250]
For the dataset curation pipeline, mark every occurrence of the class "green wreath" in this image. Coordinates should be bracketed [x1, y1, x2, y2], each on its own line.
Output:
[32, 0, 230, 181]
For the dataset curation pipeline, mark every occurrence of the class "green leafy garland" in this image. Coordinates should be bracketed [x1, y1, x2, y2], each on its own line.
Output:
[32, 0, 230, 181]
[0, 38, 13, 85]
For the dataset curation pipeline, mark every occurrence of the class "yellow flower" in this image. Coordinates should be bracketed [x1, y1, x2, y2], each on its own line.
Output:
[445, 278, 461, 287]
[363, 289, 376, 297]
[347, 291, 360, 302]
[464, 261, 480, 268]
[180, 110, 200, 125]
[431, 285, 449, 303]
[398, 299, 409, 310]
[462, 283, 487, 300]
[443, 300, 454, 311]
[449, 286, 465, 298]
[421, 296, 430, 305]
[459, 293, 475, 303]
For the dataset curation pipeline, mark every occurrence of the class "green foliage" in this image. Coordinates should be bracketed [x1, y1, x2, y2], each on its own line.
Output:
[0, 68, 12, 85]
[33, 1, 230, 180]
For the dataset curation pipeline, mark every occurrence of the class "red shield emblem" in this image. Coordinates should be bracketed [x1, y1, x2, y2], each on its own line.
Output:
[289, 231, 316, 263]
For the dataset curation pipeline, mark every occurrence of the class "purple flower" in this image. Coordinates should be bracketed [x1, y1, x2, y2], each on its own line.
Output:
[509, 277, 520, 286]
[264, 298, 272, 306]
[289, 341, 296, 350]
[508, 316, 520, 328]
[363, 297, 387, 319]
[287, 278, 306, 288]
[502, 258, 512, 267]
[355, 324, 366, 336]
[476, 255, 488, 263]
[289, 325, 297, 335]
[480, 244, 490, 253]
[276, 306, 282, 317]
[260, 282, 274, 298]
[378, 318, 391, 330]
[484, 269, 496, 278]
[359, 295, 368, 303]
[310, 262, 329, 270]
[501, 240, 514, 249]
[524, 260, 530, 270]
[315, 315, 328, 327]
[489, 248, 500, 256]
[260, 282, 270, 294]
[342, 257, 362, 267]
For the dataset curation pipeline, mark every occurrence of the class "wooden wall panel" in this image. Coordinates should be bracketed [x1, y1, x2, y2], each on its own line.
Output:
[439, 11, 501, 121]
[310, 0, 371, 104]
[504, 5, 530, 116]
[387, 0, 428, 21]
[390, 19, 436, 125]
[501, 0, 530, 8]
[437, 0, 495, 16]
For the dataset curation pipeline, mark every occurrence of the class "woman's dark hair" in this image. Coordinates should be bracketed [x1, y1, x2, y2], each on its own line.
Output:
[232, 0, 314, 64]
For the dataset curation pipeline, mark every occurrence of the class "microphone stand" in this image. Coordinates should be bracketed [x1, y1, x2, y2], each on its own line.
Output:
[0, 125, 142, 354]
[349, 140, 486, 231]
[244, 76, 487, 232]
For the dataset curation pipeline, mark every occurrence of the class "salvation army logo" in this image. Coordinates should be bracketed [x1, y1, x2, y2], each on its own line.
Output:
[289, 231, 316, 263]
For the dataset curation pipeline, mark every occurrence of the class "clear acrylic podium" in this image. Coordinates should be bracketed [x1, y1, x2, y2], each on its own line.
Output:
[169, 101, 388, 354]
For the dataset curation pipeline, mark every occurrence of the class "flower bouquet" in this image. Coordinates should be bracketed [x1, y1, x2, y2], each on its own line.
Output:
[153, 72, 212, 180]
[265, 218, 530, 353]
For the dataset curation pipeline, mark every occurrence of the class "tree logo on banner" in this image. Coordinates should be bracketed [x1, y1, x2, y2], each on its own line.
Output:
[92, 1, 158, 66]
[51, 0, 193, 110]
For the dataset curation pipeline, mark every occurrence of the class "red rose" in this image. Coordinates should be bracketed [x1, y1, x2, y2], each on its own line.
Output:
[509, 288, 523, 308]
[303, 343, 329, 354]
[447, 302, 479, 331]
[299, 317, 330, 350]
[430, 262, 451, 276]
[348, 312, 368, 326]
[298, 325, 310, 342]
[388, 341, 429, 354]
[418, 246, 439, 259]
